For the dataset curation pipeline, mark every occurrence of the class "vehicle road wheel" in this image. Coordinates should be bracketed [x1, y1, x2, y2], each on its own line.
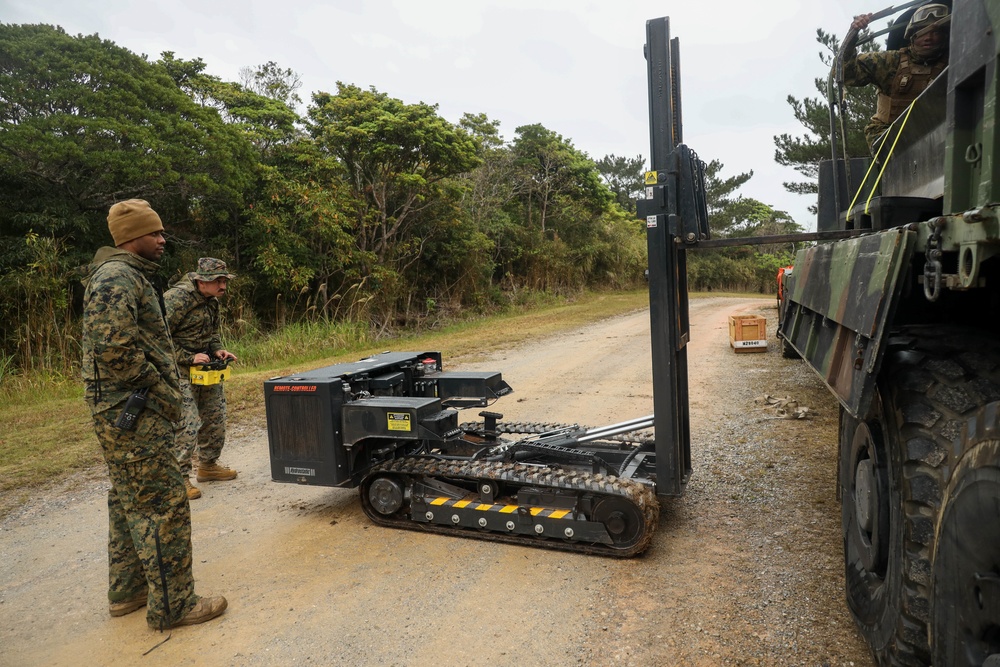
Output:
[841, 327, 1000, 665]
[364, 474, 407, 517]
[592, 496, 645, 549]
[840, 387, 928, 665]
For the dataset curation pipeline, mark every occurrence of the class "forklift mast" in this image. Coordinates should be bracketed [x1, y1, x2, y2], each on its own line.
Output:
[639, 17, 710, 496]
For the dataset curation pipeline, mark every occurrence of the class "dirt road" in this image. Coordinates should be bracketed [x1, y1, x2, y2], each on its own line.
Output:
[0, 297, 873, 666]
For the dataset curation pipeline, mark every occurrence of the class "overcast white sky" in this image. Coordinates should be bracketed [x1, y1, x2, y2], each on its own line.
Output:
[8, 0, 887, 230]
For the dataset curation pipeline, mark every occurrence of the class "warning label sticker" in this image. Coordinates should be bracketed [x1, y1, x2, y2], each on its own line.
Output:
[387, 412, 412, 432]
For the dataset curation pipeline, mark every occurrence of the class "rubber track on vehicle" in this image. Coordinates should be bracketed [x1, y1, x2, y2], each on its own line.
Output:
[359, 457, 660, 557]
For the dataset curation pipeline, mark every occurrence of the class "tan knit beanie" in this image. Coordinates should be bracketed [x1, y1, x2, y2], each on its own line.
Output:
[107, 199, 164, 246]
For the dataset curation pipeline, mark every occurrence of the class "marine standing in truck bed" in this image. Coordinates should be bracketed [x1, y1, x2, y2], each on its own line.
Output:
[842, 3, 950, 151]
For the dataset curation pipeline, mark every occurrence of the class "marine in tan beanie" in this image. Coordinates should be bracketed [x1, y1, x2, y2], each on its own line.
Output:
[107, 199, 164, 246]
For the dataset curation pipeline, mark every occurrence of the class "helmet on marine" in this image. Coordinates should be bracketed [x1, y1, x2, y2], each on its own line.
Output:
[904, 3, 949, 39]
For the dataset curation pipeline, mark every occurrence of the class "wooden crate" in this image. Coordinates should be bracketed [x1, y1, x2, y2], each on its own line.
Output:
[729, 315, 768, 354]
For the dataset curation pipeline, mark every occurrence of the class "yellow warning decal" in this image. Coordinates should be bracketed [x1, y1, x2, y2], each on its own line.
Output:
[644, 170, 658, 185]
[387, 412, 411, 432]
[428, 497, 572, 519]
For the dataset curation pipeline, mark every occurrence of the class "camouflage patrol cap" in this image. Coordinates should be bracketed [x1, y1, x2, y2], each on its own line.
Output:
[192, 257, 235, 281]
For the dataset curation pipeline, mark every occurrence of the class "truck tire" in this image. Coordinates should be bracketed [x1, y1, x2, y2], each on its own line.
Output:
[930, 405, 1000, 666]
[839, 326, 1000, 666]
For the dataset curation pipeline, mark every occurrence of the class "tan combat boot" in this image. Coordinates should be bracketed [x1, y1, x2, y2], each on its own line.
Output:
[171, 595, 228, 627]
[109, 591, 147, 617]
[196, 461, 238, 482]
[184, 479, 202, 500]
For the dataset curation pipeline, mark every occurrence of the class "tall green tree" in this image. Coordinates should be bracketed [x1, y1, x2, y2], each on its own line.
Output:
[160, 53, 300, 157]
[241, 138, 360, 324]
[452, 112, 518, 295]
[238, 60, 303, 110]
[306, 83, 481, 322]
[0, 24, 254, 267]
[510, 124, 611, 233]
[596, 154, 645, 213]
[309, 84, 481, 262]
[704, 159, 754, 237]
[507, 124, 636, 290]
[456, 112, 520, 234]
[773, 28, 878, 199]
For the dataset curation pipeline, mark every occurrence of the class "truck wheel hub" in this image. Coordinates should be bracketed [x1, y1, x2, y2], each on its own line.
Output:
[854, 458, 876, 533]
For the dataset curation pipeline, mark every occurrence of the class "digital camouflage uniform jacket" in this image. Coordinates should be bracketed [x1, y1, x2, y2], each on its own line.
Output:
[163, 274, 222, 370]
[842, 46, 947, 148]
[82, 248, 183, 451]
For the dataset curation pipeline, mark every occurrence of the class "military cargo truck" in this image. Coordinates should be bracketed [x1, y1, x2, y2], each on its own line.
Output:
[776, 1, 1000, 664]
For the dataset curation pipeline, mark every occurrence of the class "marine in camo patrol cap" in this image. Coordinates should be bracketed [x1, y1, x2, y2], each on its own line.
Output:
[164, 257, 239, 497]
[192, 257, 236, 282]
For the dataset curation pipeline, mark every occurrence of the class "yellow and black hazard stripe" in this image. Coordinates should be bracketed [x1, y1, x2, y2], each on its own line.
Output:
[427, 497, 573, 519]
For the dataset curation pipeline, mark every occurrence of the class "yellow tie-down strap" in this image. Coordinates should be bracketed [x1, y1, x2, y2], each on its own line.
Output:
[190, 366, 230, 386]
[429, 497, 572, 519]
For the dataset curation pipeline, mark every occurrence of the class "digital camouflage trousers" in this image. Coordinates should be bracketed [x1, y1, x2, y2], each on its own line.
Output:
[172, 379, 227, 476]
[93, 410, 197, 629]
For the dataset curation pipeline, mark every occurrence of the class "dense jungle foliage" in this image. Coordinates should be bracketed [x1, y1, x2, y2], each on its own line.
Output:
[0, 23, 836, 381]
